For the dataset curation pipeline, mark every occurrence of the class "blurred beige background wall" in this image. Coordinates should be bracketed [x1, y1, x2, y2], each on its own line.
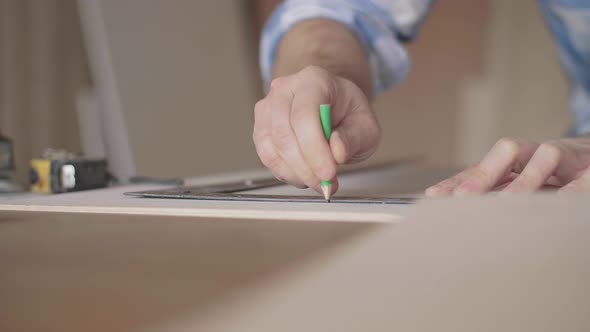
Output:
[0, 0, 570, 185]
[85, 0, 263, 179]
[370, 0, 569, 167]
[1, 0, 89, 186]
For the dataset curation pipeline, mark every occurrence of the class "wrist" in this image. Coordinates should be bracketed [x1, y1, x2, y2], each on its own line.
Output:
[272, 19, 373, 98]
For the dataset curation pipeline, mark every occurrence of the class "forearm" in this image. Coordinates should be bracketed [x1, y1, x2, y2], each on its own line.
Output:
[272, 19, 373, 98]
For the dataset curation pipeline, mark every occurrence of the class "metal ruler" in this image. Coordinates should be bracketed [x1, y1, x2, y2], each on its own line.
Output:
[125, 162, 416, 204]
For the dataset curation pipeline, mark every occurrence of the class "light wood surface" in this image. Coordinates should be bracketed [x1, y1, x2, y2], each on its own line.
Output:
[0, 166, 588, 332]
[0, 165, 454, 222]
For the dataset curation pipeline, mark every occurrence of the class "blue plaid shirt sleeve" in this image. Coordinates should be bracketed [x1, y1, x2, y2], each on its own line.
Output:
[539, 0, 590, 136]
[259, 0, 433, 95]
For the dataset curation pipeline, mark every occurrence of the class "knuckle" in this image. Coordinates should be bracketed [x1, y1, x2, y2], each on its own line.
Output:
[338, 76, 368, 99]
[254, 98, 264, 110]
[538, 142, 562, 163]
[272, 128, 294, 151]
[258, 147, 281, 169]
[299, 66, 334, 91]
[252, 129, 265, 144]
[496, 137, 519, 156]
[468, 165, 493, 184]
[369, 117, 382, 146]
[254, 99, 265, 113]
[289, 107, 310, 128]
[350, 116, 382, 161]
[252, 122, 269, 143]
[254, 100, 266, 119]
[270, 77, 289, 91]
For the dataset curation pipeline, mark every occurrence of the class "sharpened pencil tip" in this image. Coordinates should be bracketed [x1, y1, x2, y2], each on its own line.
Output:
[322, 184, 332, 202]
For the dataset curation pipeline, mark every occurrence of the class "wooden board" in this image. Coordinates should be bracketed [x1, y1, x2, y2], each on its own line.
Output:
[0, 192, 588, 332]
[0, 165, 455, 222]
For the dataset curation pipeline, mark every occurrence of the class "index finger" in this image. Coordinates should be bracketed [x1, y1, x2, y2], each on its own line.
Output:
[290, 87, 338, 183]
[454, 138, 538, 195]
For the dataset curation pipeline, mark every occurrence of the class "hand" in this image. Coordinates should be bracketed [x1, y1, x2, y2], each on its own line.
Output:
[253, 66, 381, 194]
[426, 136, 590, 196]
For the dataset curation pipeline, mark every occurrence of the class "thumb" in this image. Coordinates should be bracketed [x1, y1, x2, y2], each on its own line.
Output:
[330, 110, 381, 165]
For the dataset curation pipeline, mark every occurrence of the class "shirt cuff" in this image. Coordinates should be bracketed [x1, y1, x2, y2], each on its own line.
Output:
[259, 0, 412, 96]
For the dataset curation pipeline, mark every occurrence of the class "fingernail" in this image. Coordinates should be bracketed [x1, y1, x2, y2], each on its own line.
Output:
[424, 187, 436, 197]
[454, 186, 477, 197]
[318, 167, 335, 183]
[454, 183, 467, 194]
[425, 187, 443, 197]
[454, 181, 481, 196]
[330, 131, 349, 164]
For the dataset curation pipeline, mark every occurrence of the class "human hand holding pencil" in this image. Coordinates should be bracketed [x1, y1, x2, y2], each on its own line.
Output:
[252, 66, 381, 197]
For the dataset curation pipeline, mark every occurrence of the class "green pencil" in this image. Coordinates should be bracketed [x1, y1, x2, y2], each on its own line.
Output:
[319, 104, 333, 202]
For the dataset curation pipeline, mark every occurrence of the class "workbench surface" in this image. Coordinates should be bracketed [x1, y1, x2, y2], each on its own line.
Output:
[1, 165, 588, 332]
[0, 164, 454, 222]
